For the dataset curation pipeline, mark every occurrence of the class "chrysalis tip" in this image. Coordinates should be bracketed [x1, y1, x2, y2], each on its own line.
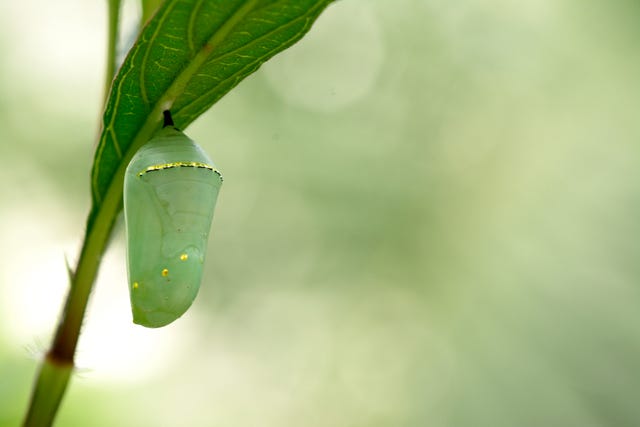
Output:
[162, 110, 175, 128]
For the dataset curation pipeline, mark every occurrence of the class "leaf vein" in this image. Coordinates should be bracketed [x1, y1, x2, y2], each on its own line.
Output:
[140, 2, 178, 106]
[178, 7, 322, 118]
[187, 0, 205, 54]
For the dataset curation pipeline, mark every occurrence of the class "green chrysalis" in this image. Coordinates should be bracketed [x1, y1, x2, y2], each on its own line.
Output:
[124, 111, 222, 328]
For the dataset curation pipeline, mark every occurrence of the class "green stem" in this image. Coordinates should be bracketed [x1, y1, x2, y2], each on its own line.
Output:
[21, 166, 123, 427]
[141, 0, 163, 27]
[21, 1, 123, 425]
[104, 0, 122, 105]
[22, 358, 73, 427]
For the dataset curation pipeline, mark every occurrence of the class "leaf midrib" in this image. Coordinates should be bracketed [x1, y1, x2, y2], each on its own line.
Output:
[175, 4, 322, 120]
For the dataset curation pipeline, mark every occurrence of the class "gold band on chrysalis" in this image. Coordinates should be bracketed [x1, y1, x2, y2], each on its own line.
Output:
[138, 161, 221, 177]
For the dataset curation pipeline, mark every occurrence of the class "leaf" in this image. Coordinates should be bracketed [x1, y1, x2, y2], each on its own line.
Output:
[88, 0, 334, 229]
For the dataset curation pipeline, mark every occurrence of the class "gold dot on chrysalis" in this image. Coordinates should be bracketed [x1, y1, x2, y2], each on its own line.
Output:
[180, 253, 188, 261]
[133, 282, 139, 289]
[161, 268, 169, 277]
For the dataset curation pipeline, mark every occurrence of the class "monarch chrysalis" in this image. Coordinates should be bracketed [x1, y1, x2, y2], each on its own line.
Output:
[124, 111, 222, 328]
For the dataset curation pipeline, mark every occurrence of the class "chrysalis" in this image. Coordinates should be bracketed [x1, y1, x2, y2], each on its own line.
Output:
[124, 111, 222, 328]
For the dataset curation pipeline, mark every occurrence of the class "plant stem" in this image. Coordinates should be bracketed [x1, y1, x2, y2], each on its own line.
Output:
[141, 0, 163, 27]
[21, 147, 125, 427]
[22, 358, 73, 427]
[22, 1, 123, 425]
[104, 0, 122, 105]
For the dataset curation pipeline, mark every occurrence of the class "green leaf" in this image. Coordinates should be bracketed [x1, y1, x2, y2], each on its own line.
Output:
[89, 0, 334, 229]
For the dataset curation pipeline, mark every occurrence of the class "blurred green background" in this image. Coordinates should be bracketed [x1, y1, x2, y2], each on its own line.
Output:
[2, 0, 640, 425]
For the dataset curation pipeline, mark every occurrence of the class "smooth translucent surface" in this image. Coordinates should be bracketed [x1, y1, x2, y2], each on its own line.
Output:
[124, 127, 222, 327]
